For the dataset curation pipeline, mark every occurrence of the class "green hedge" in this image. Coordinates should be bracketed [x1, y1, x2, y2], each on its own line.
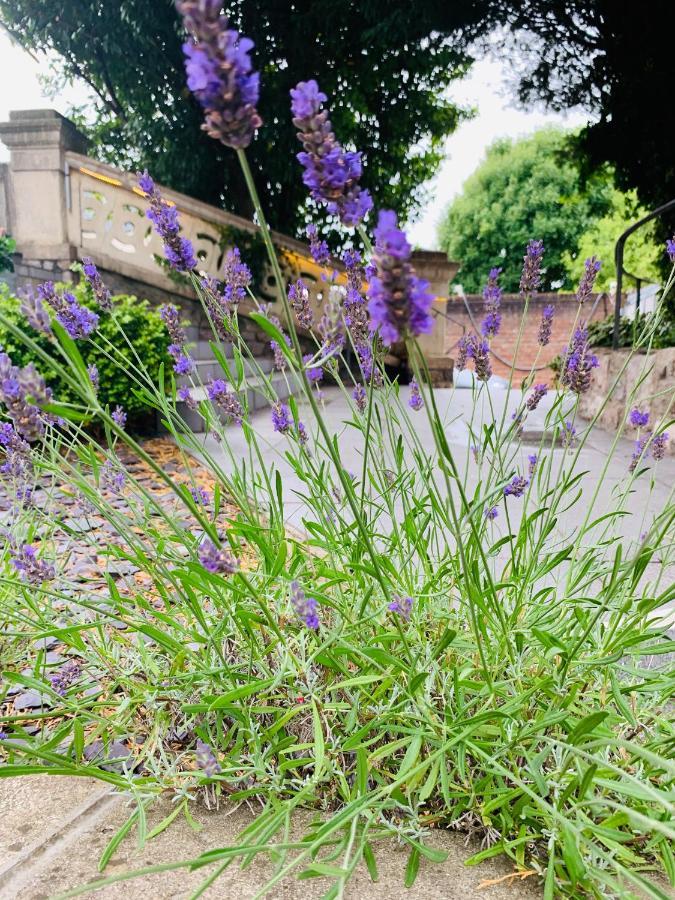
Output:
[0, 281, 170, 425]
[587, 311, 675, 349]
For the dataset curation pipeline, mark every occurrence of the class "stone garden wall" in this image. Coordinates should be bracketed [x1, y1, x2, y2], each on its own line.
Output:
[577, 346, 675, 452]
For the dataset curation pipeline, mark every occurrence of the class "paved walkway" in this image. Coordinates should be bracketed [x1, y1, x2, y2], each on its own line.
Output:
[197, 384, 675, 548]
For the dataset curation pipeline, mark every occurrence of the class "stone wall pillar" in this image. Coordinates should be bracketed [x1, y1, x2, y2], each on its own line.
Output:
[411, 250, 459, 386]
[0, 109, 88, 285]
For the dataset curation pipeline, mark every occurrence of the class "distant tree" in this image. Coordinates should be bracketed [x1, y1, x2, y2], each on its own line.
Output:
[438, 129, 614, 293]
[0, 0, 480, 237]
[488, 1, 675, 243]
[563, 189, 662, 293]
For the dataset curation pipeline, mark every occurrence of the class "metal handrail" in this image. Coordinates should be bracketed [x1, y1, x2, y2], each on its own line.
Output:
[613, 198, 675, 348]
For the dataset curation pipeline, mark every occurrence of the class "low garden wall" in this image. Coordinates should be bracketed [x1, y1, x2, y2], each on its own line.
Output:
[578, 346, 675, 452]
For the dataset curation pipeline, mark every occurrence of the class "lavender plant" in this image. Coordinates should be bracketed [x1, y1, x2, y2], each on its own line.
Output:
[0, 7, 674, 899]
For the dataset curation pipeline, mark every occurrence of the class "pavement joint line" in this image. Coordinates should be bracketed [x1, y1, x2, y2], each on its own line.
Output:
[0, 783, 123, 895]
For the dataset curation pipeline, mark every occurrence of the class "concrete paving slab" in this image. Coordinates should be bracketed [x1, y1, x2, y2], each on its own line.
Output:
[1, 780, 542, 900]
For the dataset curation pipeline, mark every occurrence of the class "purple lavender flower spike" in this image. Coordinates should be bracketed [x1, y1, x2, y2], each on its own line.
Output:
[367, 210, 433, 345]
[303, 354, 323, 383]
[138, 172, 196, 273]
[190, 485, 210, 507]
[160, 304, 187, 345]
[484, 506, 498, 521]
[177, 0, 261, 149]
[178, 386, 198, 410]
[206, 379, 244, 424]
[352, 383, 367, 413]
[562, 420, 577, 448]
[19, 286, 52, 336]
[198, 537, 238, 575]
[471, 444, 481, 464]
[343, 250, 370, 346]
[306, 224, 330, 266]
[289, 280, 313, 330]
[290, 581, 319, 629]
[528, 453, 538, 476]
[291, 80, 372, 227]
[519, 240, 545, 295]
[538, 304, 555, 346]
[196, 740, 221, 776]
[49, 659, 81, 696]
[101, 459, 126, 493]
[629, 408, 650, 428]
[0, 351, 54, 441]
[82, 258, 112, 311]
[629, 433, 651, 473]
[408, 378, 424, 411]
[388, 594, 413, 621]
[561, 324, 598, 394]
[504, 475, 529, 498]
[526, 383, 548, 411]
[37, 282, 98, 340]
[272, 401, 292, 434]
[455, 335, 471, 371]
[666, 237, 675, 263]
[576, 256, 602, 305]
[467, 336, 492, 381]
[111, 406, 127, 429]
[651, 431, 669, 460]
[10, 543, 55, 584]
[481, 267, 502, 338]
[222, 247, 251, 304]
[87, 364, 99, 394]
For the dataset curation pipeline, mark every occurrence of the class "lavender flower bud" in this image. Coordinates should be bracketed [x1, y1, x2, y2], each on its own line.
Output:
[9, 543, 55, 584]
[629, 408, 649, 428]
[651, 431, 669, 461]
[291, 80, 372, 227]
[467, 336, 492, 382]
[481, 267, 502, 338]
[19, 286, 52, 336]
[519, 240, 545, 296]
[367, 210, 433, 346]
[82, 258, 112, 311]
[504, 475, 529, 498]
[352, 383, 367, 413]
[538, 304, 555, 347]
[37, 282, 98, 340]
[388, 594, 413, 621]
[195, 740, 221, 776]
[289, 279, 313, 330]
[138, 172, 196, 273]
[576, 256, 601, 305]
[290, 580, 319, 629]
[526, 383, 548, 411]
[198, 537, 238, 575]
[206, 379, 244, 425]
[177, 0, 261, 149]
[408, 378, 424, 411]
[561, 324, 598, 395]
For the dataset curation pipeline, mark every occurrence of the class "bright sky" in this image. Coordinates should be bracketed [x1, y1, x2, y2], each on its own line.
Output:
[0, 31, 590, 249]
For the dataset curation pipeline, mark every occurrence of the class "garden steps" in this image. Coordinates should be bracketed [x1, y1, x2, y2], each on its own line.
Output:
[176, 365, 301, 432]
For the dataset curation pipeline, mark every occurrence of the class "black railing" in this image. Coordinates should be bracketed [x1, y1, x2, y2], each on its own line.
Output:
[613, 198, 675, 348]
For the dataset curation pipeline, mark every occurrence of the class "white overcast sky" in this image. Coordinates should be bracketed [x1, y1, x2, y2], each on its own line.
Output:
[0, 29, 590, 249]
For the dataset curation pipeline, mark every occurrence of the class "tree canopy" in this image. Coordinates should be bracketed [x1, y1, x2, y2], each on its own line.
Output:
[487, 1, 675, 240]
[562, 189, 662, 293]
[438, 129, 615, 293]
[0, 0, 481, 236]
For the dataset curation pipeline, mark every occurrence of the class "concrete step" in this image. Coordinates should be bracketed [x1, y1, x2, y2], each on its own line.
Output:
[176, 356, 276, 387]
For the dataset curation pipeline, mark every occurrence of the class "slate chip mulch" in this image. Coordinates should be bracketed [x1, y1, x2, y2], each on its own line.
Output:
[0, 438, 250, 761]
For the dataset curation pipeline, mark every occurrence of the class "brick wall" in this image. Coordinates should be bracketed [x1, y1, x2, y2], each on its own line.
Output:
[445, 292, 612, 382]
